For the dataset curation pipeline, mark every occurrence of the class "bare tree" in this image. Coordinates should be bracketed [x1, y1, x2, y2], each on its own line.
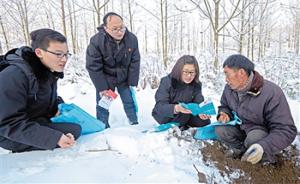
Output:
[3, 0, 31, 45]
[0, 15, 9, 51]
[61, 0, 67, 36]
[73, 0, 109, 32]
[256, 1, 274, 61]
[160, 0, 168, 68]
[67, 0, 77, 54]
[289, 4, 300, 54]
[189, 0, 241, 72]
[135, 0, 169, 68]
[127, 0, 134, 32]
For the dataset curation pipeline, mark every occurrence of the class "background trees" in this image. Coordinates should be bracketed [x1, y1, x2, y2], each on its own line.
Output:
[0, 0, 298, 97]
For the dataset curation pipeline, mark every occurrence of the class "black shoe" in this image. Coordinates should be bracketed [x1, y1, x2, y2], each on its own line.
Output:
[130, 121, 139, 125]
[260, 155, 277, 166]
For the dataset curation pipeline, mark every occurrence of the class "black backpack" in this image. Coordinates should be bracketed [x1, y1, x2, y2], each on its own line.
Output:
[0, 48, 39, 100]
[0, 49, 19, 72]
[0, 54, 9, 71]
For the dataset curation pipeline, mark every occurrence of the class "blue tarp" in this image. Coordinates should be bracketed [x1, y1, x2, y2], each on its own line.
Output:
[194, 111, 242, 140]
[51, 103, 106, 135]
[142, 122, 180, 133]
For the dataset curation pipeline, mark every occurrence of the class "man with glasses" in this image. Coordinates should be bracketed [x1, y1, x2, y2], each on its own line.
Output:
[0, 28, 81, 152]
[86, 12, 140, 128]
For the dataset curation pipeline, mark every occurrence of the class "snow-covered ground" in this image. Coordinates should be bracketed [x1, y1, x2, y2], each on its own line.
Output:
[0, 82, 299, 183]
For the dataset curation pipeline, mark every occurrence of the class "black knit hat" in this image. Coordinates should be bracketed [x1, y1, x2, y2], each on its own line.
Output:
[223, 54, 254, 76]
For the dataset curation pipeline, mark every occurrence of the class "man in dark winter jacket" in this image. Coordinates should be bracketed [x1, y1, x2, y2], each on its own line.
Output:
[86, 12, 140, 128]
[215, 54, 297, 165]
[0, 28, 81, 153]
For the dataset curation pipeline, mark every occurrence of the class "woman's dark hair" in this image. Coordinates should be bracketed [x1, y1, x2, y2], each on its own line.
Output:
[223, 54, 254, 76]
[170, 55, 200, 83]
[103, 12, 123, 26]
[30, 28, 66, 51]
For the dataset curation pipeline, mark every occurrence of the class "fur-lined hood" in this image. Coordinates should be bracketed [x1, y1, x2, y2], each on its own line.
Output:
[5, 46, 63, 81]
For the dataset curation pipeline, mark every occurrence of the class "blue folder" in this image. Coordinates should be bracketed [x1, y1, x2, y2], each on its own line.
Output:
[180, 101, 217, 116]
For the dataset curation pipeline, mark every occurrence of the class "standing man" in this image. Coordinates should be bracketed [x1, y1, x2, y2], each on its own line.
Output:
[215, 54, 297, 165]
[0, 29, 81, 152]
[86, 12, 140, 128]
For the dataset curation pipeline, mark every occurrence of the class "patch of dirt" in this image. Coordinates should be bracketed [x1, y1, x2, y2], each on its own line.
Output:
[201, 141, 300, 184]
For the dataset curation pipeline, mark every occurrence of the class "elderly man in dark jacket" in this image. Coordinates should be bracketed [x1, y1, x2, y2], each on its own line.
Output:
[215, 54, 297, 165]
[0, 29, 81, 153]
[86, 12, 140, 128]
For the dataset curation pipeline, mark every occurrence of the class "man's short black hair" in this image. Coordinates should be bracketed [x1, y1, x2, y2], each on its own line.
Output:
[223, 54, 254, 76]
[30, 28, 66, 51]
[103, 12, 123, 26]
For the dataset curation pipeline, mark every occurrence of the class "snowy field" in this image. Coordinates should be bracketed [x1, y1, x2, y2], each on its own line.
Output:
[0, 82, 299, 183]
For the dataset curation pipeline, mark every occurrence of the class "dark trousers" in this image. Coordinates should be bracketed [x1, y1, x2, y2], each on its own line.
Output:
[96, 84, 137, 128]
[215, 126, 275, 162]
[0, 120, 81, 153]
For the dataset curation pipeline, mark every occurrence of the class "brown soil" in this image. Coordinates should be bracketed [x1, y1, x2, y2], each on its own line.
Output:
[200, 140, 300, 184]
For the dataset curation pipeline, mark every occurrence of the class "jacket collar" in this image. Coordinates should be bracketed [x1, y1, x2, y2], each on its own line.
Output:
[246, 71, 264, 96]
[9, 46, 64, 81]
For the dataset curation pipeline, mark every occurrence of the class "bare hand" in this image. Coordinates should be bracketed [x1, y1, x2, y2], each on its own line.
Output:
[55, 110, 60, 116]
[218, 112, 230, 123]
[199, 114, 211, 120]
[65, 133, 75, 141]
[174, 104, 192, 114]
[57, 133, 76, 148]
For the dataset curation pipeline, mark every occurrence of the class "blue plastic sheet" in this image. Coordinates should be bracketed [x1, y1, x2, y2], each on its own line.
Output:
[51, 103, 106, 135]
[142, 122, 180, 133]
[194, 111, 242, 140]
[180, 101, 217, 116]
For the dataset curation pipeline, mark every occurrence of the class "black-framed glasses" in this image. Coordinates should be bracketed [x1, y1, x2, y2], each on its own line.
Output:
[106, 26, 126, 34]
[42, 48, 72, 59]
[182, 70, 196, 76]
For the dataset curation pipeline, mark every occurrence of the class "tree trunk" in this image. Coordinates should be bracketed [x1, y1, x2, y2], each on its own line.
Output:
[127, 0, 133, 32]
[247, 6, 251, 58]
[238, 0, 246, 54]
[23, 0, 30, 45]
[61, 0, 67, 36]
[67, 0, 77, 54]
[144, 24, 148, 54]
[16, 0, 30, 45]
[213, 0, 220, 72]
[295, 18, 300, 55]
[164, 0, 168, 67]
[0, 16, 9, 51]
[160, 0, 168, 68]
